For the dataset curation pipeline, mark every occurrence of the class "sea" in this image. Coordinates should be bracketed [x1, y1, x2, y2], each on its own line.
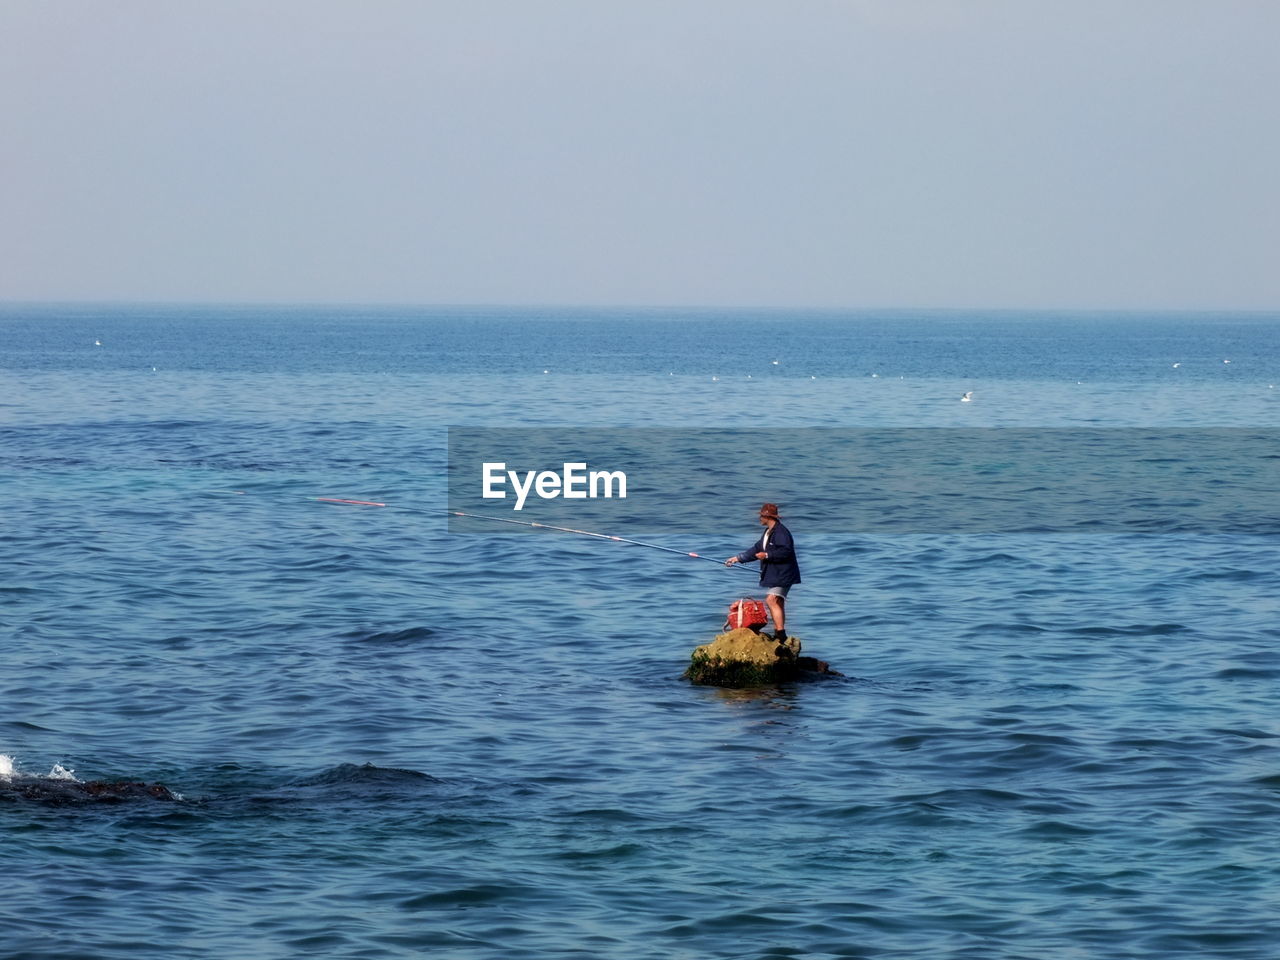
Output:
[2, 303, 1279, 960]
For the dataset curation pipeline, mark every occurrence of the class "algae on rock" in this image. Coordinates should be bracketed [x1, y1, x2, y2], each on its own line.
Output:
[685, 627, 839, 687]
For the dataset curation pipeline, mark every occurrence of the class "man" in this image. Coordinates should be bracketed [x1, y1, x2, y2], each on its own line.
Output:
[725, 502, 800, 640]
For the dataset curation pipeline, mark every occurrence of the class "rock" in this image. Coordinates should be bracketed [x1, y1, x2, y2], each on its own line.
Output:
[685, 627, 841, 686]
[1, 778, 179, 805]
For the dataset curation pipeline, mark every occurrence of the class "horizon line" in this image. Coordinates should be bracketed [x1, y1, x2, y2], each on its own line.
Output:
[2, 298, 1278, 316]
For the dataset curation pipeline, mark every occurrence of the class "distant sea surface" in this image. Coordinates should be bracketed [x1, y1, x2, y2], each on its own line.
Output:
[3, 304, 1279, 959]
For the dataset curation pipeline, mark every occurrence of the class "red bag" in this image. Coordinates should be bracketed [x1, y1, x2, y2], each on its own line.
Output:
[724, 597, 769, 630]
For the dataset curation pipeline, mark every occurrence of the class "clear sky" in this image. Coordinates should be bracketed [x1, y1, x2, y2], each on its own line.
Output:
[1, 0, 1276, 309]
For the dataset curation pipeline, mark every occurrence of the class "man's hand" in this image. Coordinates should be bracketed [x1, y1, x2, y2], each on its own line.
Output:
[755, 552, 767, 560]
[725, 556, 739, 566]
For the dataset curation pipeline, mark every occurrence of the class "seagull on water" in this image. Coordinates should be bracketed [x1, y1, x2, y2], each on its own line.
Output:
[960, 391, 973, 402]
[1172, 362, 1180, 368]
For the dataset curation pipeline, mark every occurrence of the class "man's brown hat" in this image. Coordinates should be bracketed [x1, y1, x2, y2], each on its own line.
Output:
[759, 502, 780, 519]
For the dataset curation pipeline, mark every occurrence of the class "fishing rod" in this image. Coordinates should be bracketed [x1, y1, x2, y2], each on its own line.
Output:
[216, 491, 744, 570]
[448, 508, 741, 568]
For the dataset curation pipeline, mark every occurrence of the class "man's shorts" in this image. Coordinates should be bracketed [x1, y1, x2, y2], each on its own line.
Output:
[766, 585, 791, 598]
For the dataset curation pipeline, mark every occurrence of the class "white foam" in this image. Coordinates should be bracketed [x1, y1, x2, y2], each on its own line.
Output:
[0, 755, 82, 782]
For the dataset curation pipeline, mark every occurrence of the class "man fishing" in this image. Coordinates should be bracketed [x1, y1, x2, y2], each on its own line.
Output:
[725, 502, 800, 640]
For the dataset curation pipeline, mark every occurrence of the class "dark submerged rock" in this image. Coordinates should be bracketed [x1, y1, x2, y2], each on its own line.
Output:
[2, 778, 179, 805]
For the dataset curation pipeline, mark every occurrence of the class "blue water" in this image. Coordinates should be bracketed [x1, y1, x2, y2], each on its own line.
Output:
[3, 304, 1279, 959]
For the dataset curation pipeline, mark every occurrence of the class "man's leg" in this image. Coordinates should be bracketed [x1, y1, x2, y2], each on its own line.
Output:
[766, 594, 786, 637]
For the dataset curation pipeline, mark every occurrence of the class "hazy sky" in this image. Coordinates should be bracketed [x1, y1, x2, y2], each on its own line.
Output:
[1, 1, 1276, 309]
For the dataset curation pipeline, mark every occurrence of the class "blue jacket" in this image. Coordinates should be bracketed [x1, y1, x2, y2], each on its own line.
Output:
[735, 521, 801, 588]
